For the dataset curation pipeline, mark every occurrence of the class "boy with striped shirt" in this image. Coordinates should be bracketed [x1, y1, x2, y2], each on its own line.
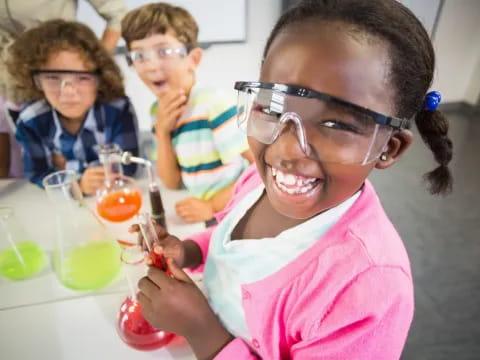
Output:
[122, 3, 253, 223]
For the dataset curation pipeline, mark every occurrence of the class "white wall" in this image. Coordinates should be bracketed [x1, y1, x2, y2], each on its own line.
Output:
[116, 0, 282, 131]
[432, 0, 480, 105]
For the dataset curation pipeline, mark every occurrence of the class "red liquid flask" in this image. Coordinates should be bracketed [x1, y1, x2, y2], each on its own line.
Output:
[116, 213, 175, 350]
[117, 296, 175, 350]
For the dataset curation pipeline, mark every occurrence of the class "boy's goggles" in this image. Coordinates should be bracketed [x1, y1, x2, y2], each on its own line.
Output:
[234, 81, 410, 165]
[126, 46, 188, 65]
[32, 70, 98, 93]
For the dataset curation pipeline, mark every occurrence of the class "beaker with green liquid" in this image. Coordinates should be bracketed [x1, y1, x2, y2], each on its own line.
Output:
[0, 206, 47, 280]
[43, 170, 122, 291]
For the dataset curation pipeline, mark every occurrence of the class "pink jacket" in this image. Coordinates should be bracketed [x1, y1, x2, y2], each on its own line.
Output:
[188, 165, 414, 359]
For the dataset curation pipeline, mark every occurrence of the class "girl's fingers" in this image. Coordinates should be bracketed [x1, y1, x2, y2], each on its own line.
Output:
[138, 275, 161, 298]
[128, 224, 140, 233]
[146, 265, 172, 288]
[167, 258, 192, 283]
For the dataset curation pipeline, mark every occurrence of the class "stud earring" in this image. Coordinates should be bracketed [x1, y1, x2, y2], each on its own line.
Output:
[380, 153, 388, 161]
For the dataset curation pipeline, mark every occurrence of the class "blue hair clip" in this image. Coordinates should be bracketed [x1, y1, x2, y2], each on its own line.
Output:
[424, 91, 442, 111]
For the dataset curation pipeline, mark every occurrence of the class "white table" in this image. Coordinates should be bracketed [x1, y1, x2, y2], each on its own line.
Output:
[0, 178, 204, 360]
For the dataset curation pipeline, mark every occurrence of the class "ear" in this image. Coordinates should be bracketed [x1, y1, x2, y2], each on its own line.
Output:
[187, 47, 203, 70]
[375, 129, 413, 169]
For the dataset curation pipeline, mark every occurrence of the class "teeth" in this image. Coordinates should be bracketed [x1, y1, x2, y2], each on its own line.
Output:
[283, 173, 297, 185]
[271, 167, 319, 195]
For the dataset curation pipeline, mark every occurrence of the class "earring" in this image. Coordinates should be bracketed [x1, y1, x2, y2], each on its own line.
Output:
[380, 153, 387, 161]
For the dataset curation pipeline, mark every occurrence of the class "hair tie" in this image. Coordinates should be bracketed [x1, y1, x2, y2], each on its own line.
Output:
[424, 91, 442, 111]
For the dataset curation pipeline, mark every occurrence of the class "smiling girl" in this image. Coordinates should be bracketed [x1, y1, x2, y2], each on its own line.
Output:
[131, 0, 453, 359]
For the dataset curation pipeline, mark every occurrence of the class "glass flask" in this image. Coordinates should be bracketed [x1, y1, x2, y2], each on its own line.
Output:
[117, 213, 174, 350]
[96, 143, 142, 223]
[0, 206, 47, 280]
[43, 170, 122, 290]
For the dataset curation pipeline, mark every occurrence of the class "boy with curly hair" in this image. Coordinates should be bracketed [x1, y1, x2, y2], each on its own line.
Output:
[7, 20, 139, 195]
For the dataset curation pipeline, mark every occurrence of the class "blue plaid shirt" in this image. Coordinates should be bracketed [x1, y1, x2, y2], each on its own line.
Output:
[16, 97, 139, 187]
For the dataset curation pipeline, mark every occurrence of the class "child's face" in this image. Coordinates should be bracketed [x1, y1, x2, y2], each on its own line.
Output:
[252, 21, 398, 219]
[129, 32, 199, 98]
[39, 50, 98, 121]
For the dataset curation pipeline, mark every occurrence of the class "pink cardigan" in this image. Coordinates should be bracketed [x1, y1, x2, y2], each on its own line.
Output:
[187, 165, 414, 359]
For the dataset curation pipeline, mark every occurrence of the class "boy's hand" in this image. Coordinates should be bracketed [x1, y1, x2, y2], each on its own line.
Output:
[79, 166, 105, 195]
[175, 197, 214, 223]
[153, 90, 188, 134]
[129, 222, 186, 268]
[137, 259, 233, 357]
[52, 153, 66, 170]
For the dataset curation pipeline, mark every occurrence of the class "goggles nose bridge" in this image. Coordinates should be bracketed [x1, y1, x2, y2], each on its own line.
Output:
[59, 77, 75, 92]
[275, 112, 311, 156]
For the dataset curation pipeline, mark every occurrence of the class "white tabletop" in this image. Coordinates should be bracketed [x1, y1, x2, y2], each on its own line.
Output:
[0, 178, 204, 360]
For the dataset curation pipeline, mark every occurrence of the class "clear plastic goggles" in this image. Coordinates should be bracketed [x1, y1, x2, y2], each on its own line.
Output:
[126, 46, 188, 66]
[235, 82, 410, 165]
[32, 70, 98, 95]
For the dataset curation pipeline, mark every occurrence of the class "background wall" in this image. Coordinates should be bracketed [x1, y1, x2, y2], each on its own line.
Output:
[431, 0, 480, 105]
[116, 0, 282, 131]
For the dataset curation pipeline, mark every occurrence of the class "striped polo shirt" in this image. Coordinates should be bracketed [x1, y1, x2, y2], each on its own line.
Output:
[151, 87, 249, 200]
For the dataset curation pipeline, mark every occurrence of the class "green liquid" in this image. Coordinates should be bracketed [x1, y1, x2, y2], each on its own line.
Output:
[0, 241, 47, 280]
[56, 241, 121, 291]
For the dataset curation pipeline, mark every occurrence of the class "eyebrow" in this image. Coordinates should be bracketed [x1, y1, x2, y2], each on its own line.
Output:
[319, 99, 373, 125]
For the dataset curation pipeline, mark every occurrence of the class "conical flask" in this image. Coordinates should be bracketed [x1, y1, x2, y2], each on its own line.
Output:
[0, 206, 47, 280]
[95, 143, 142, 223]
[116, 212, 174, 350]
[43, 170, 122, 290]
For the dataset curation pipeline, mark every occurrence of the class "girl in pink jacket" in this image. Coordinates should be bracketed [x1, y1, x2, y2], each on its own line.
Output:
[133, 0, 453, 359]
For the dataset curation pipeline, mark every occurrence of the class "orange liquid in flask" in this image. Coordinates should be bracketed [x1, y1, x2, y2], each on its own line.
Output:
[97, 189, 142, 222]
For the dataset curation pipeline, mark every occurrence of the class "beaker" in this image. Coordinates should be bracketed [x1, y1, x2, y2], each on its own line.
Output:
[95, 143, 142, 223]
[43, 170, 122, 290]
[116, 212, 174, 350]
[0, 206, 47, 280]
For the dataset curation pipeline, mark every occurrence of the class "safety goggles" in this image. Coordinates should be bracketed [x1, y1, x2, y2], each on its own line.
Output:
[32, 70, 99, 95]
[126, 46, 188, 66]
[235, 81, 410, 165]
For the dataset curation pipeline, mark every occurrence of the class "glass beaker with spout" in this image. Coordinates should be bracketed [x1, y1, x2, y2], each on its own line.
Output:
[95, 143, 142, 223]
[0, 206, 47, 280]
[117, 212, 174, 350]
[43, 170, 122, 290]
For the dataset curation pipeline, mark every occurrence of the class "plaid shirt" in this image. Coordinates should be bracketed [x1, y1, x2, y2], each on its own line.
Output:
[16, 97, 139, 187]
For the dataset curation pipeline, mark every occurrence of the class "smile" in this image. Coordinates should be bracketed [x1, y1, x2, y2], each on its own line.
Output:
[271, 167, 321, 195]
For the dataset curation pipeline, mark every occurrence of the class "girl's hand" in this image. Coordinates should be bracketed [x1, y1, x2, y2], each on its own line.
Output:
[137, 259, 233, 358]
[79, 166, 105, 195]
[129, 222, 186, 268]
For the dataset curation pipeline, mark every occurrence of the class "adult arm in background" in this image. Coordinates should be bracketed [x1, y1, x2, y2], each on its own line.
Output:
[88, 0, 128, 53]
